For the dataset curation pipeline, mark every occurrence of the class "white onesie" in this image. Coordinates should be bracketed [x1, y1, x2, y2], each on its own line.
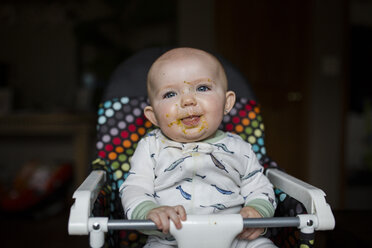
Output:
[120, 129, 277, 247]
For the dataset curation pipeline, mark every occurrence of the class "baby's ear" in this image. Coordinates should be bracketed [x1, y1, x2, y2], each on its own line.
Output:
[144, 106, 159, 126]
[224, 91, 236, 114]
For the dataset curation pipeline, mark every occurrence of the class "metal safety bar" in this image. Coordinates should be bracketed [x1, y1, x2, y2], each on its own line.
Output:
[242, 217, 300, 228]
[106, 217, 301, 231]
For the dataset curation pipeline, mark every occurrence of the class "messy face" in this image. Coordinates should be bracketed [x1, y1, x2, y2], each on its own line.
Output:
[144, 49, 235, 142]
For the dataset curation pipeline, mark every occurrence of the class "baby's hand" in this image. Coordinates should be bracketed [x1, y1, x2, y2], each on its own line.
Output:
[238, 206, 265, 240]
[147, 205, 187, 234]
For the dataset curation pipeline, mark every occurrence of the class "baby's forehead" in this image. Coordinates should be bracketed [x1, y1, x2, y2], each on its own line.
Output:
[147, 49, 228, 91]
[153, 52, 220, 74]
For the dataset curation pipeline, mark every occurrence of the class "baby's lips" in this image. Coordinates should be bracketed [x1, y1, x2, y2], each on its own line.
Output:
[181, 116, 200, 127]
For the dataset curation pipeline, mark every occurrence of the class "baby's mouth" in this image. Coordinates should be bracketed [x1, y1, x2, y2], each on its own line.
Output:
[181, 115, 201, 127]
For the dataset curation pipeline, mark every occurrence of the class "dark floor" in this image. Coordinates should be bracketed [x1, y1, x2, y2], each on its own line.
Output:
[1, 206, 372, 248]
[321, 210, 372, 248]
[2, 208, 87, 248]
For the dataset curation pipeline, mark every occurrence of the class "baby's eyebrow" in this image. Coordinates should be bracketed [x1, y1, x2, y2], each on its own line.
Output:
[155, 84, 176, 96]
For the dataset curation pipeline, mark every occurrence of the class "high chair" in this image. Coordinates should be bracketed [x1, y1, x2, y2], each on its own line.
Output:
[68, 48, 335, 248]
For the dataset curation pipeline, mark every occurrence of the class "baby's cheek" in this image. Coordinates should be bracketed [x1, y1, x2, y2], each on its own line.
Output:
[207, 111, 224, 127]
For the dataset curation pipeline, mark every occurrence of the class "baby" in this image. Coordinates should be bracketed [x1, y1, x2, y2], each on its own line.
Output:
[120, 48, 277, 248]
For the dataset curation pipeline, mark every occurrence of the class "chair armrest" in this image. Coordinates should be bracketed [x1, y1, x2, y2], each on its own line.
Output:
[68, 170, 106, 235]
[266, 168, 335, 231]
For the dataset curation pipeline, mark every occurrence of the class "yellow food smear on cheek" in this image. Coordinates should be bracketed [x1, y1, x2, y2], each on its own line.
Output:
[167, 119, 188, 134]
[198, 118, 208, 132]
[168, 119, 181, 127]
[179, 120, 188, 135]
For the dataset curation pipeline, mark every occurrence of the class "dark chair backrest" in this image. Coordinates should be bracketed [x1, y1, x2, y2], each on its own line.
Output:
[103, 47, 256, 100]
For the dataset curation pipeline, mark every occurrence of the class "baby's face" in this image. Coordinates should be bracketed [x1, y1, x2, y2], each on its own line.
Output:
[145, 52, 235, 142]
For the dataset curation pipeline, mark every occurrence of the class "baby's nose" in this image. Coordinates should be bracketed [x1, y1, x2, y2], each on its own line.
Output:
[181, 94, 197, 107]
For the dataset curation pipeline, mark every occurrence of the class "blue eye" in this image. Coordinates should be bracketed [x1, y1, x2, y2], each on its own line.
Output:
[163, 91, 177, 99]
[197, 85, 211, 92]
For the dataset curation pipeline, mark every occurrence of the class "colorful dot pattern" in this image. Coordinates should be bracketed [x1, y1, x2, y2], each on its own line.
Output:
[267, 189, 309, 247]
[220, 98, 267, 162]
[92, 96, 309, 248]
[95, 96, 154, 191]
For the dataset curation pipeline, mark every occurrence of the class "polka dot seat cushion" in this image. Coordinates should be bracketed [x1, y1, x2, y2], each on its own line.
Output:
[91, 96, 307, 248]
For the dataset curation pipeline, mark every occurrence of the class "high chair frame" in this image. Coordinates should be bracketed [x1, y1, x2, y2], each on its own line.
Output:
[68, 166, 334, 248]
[67, 94, 335, 247]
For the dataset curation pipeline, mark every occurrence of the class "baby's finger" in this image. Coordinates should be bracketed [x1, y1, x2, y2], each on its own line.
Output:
[158, 212, 171, 233]
[168, 209, 183, 229]
[148, 213, 163, 230]
[248, 229, 264, 240]
[238, 228, 254, 240]
[174, 205, 187, 221]
[238, 228, 264, 240]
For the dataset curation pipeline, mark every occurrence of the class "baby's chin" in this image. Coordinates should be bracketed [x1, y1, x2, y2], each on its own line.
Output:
[166, 129, 214, 143]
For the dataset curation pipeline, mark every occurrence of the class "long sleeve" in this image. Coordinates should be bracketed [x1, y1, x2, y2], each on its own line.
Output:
[120, 137, 158, 219]
[239, 144, 276, 218]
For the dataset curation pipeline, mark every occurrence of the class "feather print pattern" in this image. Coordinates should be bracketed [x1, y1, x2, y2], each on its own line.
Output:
[211, 184, 234, 195]
[193, 145, 199, 152]
[200, 203, 228, 211]
[176, 185, 191, 200]
[195, 174, 206, 179]
[262, 192, 275, 205]
[240, 168, 262, 180]
[164, 145, 183, 150]
[145, 192, 160, 199]
[164, 155, 192, 172]
[208, 153, 229, 173]
[210, 143, 234, 154]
